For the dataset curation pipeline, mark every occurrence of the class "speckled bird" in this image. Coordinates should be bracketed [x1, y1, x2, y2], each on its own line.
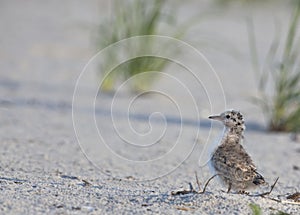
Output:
[208, 110, 266, 193]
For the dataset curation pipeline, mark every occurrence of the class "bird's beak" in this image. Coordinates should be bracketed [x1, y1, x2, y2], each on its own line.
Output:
[208, 115, 222, 121]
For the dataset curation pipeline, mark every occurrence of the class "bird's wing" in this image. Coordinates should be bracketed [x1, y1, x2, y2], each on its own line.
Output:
[212, 143, 257, 182]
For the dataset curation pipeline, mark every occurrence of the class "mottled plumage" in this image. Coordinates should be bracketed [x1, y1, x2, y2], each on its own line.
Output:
[209, 110, 265, 192]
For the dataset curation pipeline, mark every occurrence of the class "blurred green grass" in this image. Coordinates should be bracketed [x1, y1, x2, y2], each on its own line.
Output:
[249, 203, 262, 215]
[249, 0, 300, 132]
[94, 0, 187, 92]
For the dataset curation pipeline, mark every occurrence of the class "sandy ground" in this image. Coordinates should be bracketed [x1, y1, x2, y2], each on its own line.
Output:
[0, 0, 300, 214]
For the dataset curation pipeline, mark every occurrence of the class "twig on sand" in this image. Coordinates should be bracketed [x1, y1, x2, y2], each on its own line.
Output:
[171, 186, 196, 195]
[260, 176, 279, 197]
[247, 177, 279, 197]
[196, 173, 219, 194]
[171, 175, 299, 205]
[270, 191, 300, 205]
[195, 172, 201, 191]
[171, 181, 197, 195]
[171, 173, 218, 196]
[245, 177, 300, 205]
[287, 192, 300, 202]
[188, 182, 194, 192]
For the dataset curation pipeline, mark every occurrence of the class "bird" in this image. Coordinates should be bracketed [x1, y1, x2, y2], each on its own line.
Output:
[208, 109, 266, 193]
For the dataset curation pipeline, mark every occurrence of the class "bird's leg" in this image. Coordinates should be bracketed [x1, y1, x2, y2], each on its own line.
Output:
[227, 183, 232, 193]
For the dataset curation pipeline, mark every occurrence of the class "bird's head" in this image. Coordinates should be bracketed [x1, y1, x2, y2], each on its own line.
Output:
[209, 110, 245, 131]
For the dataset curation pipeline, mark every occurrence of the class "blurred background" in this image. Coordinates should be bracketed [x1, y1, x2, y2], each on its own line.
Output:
[1, 0, 299, 132]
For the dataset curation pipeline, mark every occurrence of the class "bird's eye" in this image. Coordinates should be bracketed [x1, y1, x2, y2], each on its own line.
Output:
[226, 115, 230, 119]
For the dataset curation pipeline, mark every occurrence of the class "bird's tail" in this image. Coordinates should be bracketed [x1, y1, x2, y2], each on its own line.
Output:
[253, 171, 265, 185]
